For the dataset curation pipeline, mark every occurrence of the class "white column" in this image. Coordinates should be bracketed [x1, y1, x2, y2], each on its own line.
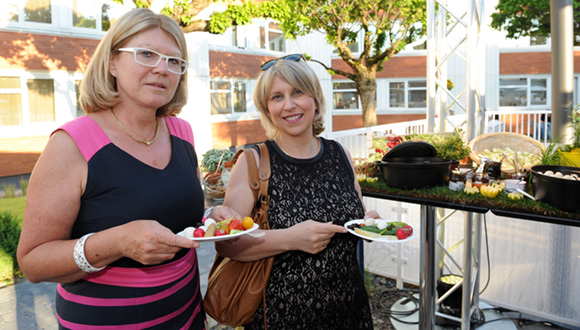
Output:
[182, 32, 213, 157]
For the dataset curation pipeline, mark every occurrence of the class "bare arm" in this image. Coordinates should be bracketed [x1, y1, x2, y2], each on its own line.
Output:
[17, 131, 197, 284]
[216, 149, 347, 262]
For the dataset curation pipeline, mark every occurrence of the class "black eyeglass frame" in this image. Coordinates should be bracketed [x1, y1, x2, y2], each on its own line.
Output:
[260, 54, 305, 71]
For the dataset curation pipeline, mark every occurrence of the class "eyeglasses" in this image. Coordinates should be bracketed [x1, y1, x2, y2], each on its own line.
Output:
[117, 47, 189, 75]
[260, 54, 305, 71]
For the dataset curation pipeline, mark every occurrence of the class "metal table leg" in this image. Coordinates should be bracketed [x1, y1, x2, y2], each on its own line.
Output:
[419, 205, 437, 329]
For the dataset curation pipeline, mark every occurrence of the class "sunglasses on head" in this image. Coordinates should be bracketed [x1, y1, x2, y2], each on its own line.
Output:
[260, 54, 305, 71]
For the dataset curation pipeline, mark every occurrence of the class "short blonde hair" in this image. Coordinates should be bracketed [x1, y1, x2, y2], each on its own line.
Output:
[253, 59, 326, 138]
[79, 8, 188, 116]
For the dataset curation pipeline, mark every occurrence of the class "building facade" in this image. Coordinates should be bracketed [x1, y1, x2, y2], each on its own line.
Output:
[1, 0, 580, 179]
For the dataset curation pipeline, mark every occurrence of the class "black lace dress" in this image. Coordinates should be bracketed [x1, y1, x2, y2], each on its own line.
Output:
[245, 138, 373, 330]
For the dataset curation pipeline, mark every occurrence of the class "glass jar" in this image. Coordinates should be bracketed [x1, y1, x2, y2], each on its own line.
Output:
[449, 171, 466, 191]
[472, 171, 489, 189]
[486, 161, 502, 184]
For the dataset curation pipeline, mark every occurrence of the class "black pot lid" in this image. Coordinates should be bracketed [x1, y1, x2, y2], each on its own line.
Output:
[382, 141, 437, 161]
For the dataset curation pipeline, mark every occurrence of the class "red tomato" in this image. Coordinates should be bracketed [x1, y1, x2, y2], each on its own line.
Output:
[215, 228, 228, 236]
[193, 228, 205, 237]
[396, 228, 408, 240]
[402, 225, 413, 236]
[228, 219, 243, 232]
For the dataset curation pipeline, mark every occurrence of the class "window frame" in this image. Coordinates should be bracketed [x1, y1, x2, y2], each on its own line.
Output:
[1, 0, 126, 36]
[0, 71, 57, 127]
[332, 81, 360, 113]
[209, 78, 257, 120]
[498, 75, 550, 109]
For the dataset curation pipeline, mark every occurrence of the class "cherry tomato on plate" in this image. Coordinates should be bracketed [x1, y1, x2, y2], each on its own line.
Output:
[396, 228, 408, 240]
[242, 217, 254, 230]
[402, 225, 413, 236]
[228, 219, 244, 232]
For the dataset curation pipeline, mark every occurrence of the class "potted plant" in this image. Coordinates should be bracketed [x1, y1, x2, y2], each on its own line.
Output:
[200, 148, 235, 175]
[200, 148, 235, 200]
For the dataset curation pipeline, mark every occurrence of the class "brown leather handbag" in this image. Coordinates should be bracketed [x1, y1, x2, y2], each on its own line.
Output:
[203, 143, 274, 328]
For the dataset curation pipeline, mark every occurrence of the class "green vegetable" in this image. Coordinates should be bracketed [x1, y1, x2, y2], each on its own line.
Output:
[359, 225, 397, 236]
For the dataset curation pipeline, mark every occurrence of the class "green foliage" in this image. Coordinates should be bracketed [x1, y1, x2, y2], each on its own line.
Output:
[491, 0, 580, 46]
[0, 196, 26, 220]
[0, 211, 23, 285]
[0, 211, 21, 260]
[541, 142, 564, 165]
[201, 149, 235, 174]
[19, 179, 28, 197]
[3, 184, 16, 198]
[408, 130, 471, 161]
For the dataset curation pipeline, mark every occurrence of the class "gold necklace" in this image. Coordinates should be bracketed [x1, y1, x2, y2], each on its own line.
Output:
[111, 109, 160, 146]
[277, 137, 320, 157]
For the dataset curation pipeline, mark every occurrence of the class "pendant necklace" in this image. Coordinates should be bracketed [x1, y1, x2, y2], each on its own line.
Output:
[277, 137, 320, 157]
[111, 108, 160, 146]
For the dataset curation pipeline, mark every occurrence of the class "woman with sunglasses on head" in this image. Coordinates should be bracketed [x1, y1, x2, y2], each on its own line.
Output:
[218, 55, 379, 329]
[17, 8, 234, 329]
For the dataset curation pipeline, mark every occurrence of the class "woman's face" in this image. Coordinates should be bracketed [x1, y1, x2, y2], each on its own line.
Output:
[267, 75, 316, 138]
[109, 28, 183, 111]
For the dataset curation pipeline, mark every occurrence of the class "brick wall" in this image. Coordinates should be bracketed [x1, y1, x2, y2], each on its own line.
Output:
[210, 51, 269, 78]
[0, 136, 48, 177]
[331, 55, 427, 79]
[333, 114, 426, 131]
[500, 50, 580, 74]
[0, 31, 98, 71]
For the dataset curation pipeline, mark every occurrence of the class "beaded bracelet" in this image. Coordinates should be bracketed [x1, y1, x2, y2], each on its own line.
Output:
[73, 233, 106, 273]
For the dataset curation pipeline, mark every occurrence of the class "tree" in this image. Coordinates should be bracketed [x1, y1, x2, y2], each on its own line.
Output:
[490, 0, 580, 46]
[212, 0, 428, 127]
[116, 0, 428, 127]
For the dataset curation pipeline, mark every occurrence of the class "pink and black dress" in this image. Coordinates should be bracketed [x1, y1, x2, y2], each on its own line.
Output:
[54, 115, 205, 330]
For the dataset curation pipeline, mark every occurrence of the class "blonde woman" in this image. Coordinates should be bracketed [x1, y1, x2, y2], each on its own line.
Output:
[17, 8, 233, 329]
[219, 55, 379, 329]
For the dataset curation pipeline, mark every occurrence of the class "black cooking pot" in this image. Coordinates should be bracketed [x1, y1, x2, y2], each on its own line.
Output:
[531, 165, 580, 213]
[375, 141, 454, 189]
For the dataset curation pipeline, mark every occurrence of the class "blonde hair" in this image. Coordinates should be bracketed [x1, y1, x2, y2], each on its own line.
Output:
[253, 59, 326, 138]
[79, 8, 188, 116]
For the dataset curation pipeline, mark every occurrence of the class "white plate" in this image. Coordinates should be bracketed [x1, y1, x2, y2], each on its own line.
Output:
[177, 223, 259, 242]
[344, 219, 417, 243]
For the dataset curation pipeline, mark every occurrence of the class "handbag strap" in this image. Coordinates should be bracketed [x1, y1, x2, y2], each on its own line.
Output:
[242, 143, 271, 229]
[245, 144, 271, 330]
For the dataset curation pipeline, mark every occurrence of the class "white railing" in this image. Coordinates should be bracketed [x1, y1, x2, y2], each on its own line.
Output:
[324, 110, 553, 157]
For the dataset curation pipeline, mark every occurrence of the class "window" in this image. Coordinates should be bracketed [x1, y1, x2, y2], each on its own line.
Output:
[27, 79, 55, 122]
[265, 22, 284, 52]
[531, 79, 547, 105]
[227, 21, 285, 52]
[1, 0, 52, 24]
[499, 77, 548, 107]
[389, 82, 405, 108]
[72, 0, 113, 31]
[408, 80, 427, 108]
[0, 77, 22, 126]
[24, 0, 51, 24]
[210, 80, 247, 115]
[0, 76, 54, 125]
[333, 82, 359, 109]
